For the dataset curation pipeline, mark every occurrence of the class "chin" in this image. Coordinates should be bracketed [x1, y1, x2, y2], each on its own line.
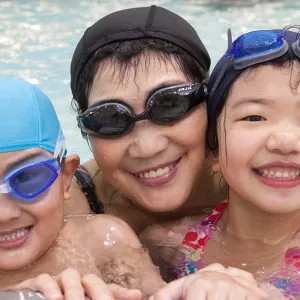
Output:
[0, 260, 30, 272]
[255, 199, 300, 215]
[141, 195, 186, 213]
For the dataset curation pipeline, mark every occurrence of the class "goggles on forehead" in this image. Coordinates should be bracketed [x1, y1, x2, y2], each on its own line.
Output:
[0, 129, 66, 202]
[209, 24, 300, 114]
[77, 82, 208, 139]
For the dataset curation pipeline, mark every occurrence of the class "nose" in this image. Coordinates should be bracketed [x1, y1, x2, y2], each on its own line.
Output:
[266, 121, 300, 155]
[0, 196, 22, 223]
[128, 121, 169, 158]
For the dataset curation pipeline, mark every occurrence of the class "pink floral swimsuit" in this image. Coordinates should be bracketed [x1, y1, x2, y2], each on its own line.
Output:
[176, 201, 300, 299]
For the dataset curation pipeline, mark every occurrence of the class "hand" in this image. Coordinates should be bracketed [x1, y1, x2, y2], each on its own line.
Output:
[149, 263, 270, 300]
[8, 268, 142, 300]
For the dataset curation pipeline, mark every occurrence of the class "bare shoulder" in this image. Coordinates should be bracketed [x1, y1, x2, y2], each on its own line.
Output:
[78, 214, 141, 248]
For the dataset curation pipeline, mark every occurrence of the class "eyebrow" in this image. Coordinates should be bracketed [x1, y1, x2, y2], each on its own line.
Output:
[89, 79, 188, 108]
[231, 97, 275, 109]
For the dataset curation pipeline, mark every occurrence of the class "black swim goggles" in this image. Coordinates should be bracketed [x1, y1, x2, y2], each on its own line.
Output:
[77, 82, 208, 139]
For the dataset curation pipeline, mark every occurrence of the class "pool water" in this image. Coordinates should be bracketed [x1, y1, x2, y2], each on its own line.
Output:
[1, 0, 300, 162]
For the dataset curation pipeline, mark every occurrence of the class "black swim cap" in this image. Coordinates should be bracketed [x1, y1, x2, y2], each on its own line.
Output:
[70, 5, 210, 98]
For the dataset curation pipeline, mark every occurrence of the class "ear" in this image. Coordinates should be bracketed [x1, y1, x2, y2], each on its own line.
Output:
[208, 151, 221, 174]
[61, 154, 80, 201]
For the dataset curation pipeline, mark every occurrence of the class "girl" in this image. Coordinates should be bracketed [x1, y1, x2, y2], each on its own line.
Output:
[181, 26, 300, 298]
[142, 26, 300, 299]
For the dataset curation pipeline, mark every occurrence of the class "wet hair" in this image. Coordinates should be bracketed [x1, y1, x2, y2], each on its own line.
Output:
[72, 38, 208, 114]
[206, 52, 300, 156]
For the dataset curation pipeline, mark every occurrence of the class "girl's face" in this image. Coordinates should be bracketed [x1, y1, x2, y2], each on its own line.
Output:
[0, 149, 78, 271]
[87, 54, 207, 212]
[213, 63, 300, 214]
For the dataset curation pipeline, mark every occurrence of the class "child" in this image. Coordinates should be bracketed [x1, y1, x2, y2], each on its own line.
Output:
[0, 77, 164, 299]
[141, 26, 300, 299]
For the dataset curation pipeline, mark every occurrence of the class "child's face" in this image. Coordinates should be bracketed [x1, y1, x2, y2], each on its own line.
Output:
[0, 148, 78, 271]
[213, 62, 300, 214]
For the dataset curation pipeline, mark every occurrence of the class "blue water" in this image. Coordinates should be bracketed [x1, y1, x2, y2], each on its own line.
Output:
[1, 0, 300, 162]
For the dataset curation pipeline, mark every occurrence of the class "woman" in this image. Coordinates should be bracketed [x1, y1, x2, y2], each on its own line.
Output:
[66, 5, 224, 236]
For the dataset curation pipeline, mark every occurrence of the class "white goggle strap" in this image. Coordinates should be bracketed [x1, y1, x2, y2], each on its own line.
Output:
[53, 125, 66, 163]
[0, 182, 11, 194]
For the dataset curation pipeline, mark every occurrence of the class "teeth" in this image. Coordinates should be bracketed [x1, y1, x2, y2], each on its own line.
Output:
[137, 164, 174, 179]
[0, 227, 29, 242]
[282, 171, 289, 178]
[257, 168, 300, 179]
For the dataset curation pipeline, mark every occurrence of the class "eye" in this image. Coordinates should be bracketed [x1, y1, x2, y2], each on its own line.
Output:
[243, 115, 266, 121]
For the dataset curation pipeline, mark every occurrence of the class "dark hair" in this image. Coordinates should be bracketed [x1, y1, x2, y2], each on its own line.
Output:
[206, 52, 300, 155]
[72, 38, 208, 114]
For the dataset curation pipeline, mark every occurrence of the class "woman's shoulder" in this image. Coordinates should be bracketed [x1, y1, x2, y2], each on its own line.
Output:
[140, 214, 207, 247]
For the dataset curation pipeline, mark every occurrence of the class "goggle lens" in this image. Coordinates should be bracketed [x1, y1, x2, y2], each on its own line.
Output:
[81, 104, 133, 137]
[231, 30, 284, 60]
[149, 89, 195, 123]
[10, 163, 57, 200]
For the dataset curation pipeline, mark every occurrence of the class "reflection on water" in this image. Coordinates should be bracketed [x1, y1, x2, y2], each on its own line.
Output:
[1, 0, 300, 161]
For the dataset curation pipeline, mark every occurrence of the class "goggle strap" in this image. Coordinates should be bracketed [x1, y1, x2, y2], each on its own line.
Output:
[209, 59, 230, 101]
[0, 183, 10, 194]
[53, 126, 66, 163]
[208, 28, 233, 105]
[292, 42, 300, 57]
[196, 83, 208, 99]
[283, 24, 300, 34]
[227, 28, 233, 53]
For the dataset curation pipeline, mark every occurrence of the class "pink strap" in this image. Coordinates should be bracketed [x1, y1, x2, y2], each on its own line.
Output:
[181, 201, 228, 250]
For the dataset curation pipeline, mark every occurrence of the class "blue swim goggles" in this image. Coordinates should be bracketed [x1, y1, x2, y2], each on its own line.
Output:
[210, 24, 300, 104]
[0, 131, 66, 202]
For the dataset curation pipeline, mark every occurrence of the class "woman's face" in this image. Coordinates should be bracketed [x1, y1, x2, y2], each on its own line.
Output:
[214, 63, 300, 214]
[87, 54, 207, 212]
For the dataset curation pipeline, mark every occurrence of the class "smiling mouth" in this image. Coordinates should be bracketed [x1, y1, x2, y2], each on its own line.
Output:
[254, 167, 300, 179]
[0, 225, 33, 248]
[135, 159, 180, 179]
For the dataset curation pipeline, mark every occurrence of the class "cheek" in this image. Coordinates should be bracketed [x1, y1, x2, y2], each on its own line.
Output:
[172, 106, 207, 147]
[218, 126, 257, 175]
[33, 181, 64, 241]
[90, 138, 127, 173]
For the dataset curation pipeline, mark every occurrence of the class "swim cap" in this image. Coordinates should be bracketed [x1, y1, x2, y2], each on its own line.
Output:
[70, 5, 210, 97]
[208, 30, 299, 118]
[0, 78, 66, 155]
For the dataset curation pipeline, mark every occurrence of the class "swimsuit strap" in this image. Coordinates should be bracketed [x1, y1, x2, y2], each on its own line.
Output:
[74, 165, 104, 214]
[176, 201, 228, 277]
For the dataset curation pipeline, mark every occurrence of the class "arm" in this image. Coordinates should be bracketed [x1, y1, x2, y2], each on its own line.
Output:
[84, 215, 165, 298]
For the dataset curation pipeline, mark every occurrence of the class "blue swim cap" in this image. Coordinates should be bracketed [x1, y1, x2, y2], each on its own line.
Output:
[0, 78, 66, 155]
[208, 29, 299, 119]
